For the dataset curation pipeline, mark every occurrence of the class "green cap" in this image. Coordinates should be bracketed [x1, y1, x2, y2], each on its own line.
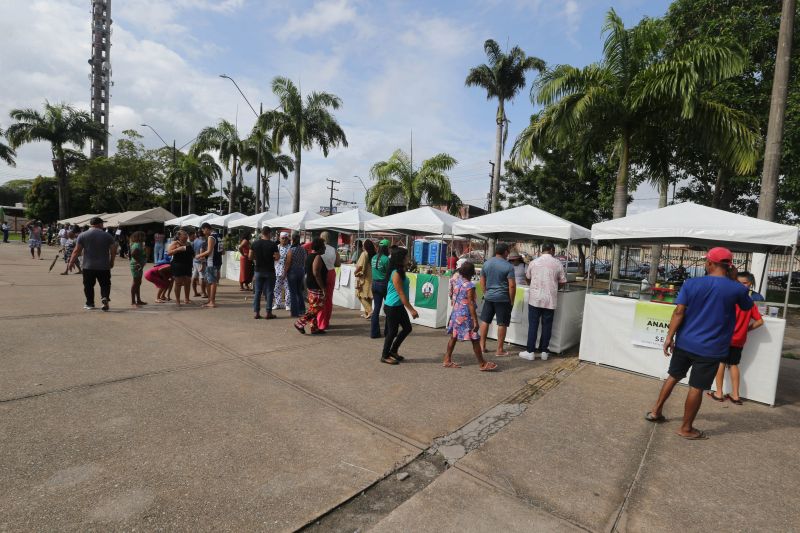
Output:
[379, 239, 391, 246]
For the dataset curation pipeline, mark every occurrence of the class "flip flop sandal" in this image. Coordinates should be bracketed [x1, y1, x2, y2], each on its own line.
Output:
[294, 324, 306, 335]
[679, 430, 708, 440]
[706, 392, 726, 402]
[645, 412, 667, 423]
[480, 362, 498, 372]
[495, 351, 510, 357]
[727, 395, 743, 405]
[442, 361, 461, 368]
[381, 357, 399, 365]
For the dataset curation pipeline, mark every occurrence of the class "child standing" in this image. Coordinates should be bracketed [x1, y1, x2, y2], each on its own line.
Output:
[129, 231, 147, 307]
[443, 261, 497, 371]
[61, 231, 81, 275]
[707, 269, 764, 404]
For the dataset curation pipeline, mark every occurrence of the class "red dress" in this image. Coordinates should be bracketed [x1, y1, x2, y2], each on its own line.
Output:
[239, 241, 253, 284]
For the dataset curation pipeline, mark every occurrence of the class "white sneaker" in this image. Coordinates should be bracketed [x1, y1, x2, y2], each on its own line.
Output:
[519, 351, 535, 361]
[540, 351, 549, 361]
[84, 304, 96, 310]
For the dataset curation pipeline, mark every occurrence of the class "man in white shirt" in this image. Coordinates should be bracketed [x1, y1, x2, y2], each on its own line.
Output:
[317, 231, 341, 331]
[520, 243, 566, 361]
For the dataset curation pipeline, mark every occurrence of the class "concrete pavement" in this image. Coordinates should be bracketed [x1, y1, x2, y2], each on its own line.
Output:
[1, 242, 799, 532]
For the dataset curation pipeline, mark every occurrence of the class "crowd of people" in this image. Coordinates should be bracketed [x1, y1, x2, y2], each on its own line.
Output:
[19, 216, 773, 416]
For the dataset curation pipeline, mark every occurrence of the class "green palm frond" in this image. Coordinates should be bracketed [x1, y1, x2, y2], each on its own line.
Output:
[0, 128, 16, 166]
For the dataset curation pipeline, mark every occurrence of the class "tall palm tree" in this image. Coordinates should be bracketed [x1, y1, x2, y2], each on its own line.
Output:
[0, 127, 16, 166]
[6, 102, 105, 218]
[758, 0, 795, 222]
[241, 126, 294, 212]
[258, 76, 348, 213]
[515, 9, 759, 278]
[366, 149, 461, 215]
[195, 119, 247, 214]
[170, 150, 223, 214]
[465, 39, 545, 214]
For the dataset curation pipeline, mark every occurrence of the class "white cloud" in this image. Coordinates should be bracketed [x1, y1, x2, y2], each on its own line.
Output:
[277, 0, 358, 40]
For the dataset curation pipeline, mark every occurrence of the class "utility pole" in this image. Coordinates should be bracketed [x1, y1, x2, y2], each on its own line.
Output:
[90, 0, 112, 158]
[327, 178, 340, 216]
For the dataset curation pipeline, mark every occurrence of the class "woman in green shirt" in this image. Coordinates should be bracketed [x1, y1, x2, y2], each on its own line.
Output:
[370, 240, 391, 338]
[381, 248, 419, 365]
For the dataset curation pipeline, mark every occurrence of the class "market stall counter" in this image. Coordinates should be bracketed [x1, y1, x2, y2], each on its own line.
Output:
[579, 293, 784, 405]
[477, 284, 586, 353]
[332, 265, 361, 310]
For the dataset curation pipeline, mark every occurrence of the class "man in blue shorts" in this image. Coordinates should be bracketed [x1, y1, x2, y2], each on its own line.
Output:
[195, 222, 222, 308]
[646, 247, 753, 440]
[478, 242, 516, 356]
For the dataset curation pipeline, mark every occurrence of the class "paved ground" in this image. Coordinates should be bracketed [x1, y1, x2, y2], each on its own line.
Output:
[1, 242, 799, 532]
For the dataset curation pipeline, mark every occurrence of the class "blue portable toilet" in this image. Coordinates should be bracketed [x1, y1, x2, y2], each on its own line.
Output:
[427, 240, 448, 267]
[413, 240, 429, 265]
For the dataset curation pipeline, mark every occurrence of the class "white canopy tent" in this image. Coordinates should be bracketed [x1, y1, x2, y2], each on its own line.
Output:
[452, 205, 592, 242]
[58, 213, 106, 225]
[592, 202, 798, 252]
[262, 210, 322, 231]
[102, 207, 176, 227]
[228, 211, 276, 229]
[305, 208, 379, 233]
[164, 213, 197, 226]
[179, 213, 217, 227]
[590, 202, 799, 315]
[364, 206, 462, 236]
[205, 212, 246, 228]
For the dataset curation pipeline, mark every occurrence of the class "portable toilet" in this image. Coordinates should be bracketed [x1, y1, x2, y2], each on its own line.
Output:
[427, 240, 448, 267]
[413, 239, 429, 265]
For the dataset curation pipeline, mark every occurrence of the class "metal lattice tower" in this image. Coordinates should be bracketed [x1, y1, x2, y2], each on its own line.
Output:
[89, 0, 112, 158]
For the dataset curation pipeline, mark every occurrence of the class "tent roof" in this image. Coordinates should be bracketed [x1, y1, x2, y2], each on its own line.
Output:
[228, 211, 276, 229]
[179, 213, 217, 227]
[305, 208, 379, 233]
[58, 213, 106, 225]
[165, 213, 197, 226]
[205, 212, 246, 228]
[262, 210, 322, 231]
[364, 207, 463, 236]
[451, 205, 591, 242]
[103, 207, 176, 227]
[591, 202, 798, 251]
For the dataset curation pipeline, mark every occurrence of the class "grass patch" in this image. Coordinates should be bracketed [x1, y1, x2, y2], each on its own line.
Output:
[782, 352, 800, 360]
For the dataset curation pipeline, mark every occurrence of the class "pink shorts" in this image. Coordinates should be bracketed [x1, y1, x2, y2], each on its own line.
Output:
[145, 265, 171, 289]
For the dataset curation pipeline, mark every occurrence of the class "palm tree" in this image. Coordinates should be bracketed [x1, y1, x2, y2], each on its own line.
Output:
[6, 102, 105, 218]
[194, 119, 247, 214]
[514, 9, 759, 278]
[170, 150, 223, 214]
[465, 39, 545, 214]
[758, 0, 795, 222]
[0, 127, 16, 166]
[258, 77, 348, 213]
[241, 126, 294, 212]
[366, 149, 461, 215]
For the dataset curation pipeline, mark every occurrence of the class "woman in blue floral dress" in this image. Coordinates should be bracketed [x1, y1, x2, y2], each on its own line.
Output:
[444, 262, 497, 371]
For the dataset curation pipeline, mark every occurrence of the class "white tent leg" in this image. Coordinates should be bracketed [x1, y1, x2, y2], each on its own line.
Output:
[784, 244, 796, 318]
[586, 242, 594, 290]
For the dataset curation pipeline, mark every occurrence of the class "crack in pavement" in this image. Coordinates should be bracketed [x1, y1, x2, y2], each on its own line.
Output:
[301, 358, 586, 532]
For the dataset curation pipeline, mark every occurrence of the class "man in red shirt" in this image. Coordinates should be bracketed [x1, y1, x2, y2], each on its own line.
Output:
[707, 268, 764, 405]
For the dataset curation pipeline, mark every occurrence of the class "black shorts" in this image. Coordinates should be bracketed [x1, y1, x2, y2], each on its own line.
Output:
[668, 347, 723, 390]
[726, 346, 743, 366]
[480, 300, 511, 327]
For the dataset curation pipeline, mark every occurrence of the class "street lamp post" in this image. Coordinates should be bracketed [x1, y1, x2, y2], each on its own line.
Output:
[142, 123, 180, 216]
[219, 74, 262, 215]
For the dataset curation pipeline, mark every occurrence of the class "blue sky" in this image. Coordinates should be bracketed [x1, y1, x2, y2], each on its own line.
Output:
[1, 0, 673, 214]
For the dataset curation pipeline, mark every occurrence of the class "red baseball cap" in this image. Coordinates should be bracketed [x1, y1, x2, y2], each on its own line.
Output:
[706, 247, 733, 264]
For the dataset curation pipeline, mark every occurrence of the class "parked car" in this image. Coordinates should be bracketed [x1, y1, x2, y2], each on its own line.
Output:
[769, 271, 800, 288]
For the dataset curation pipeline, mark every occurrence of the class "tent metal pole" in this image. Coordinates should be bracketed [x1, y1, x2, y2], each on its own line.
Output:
[783, 244, 795, 318]
[758, 251, 770, 295]
[585, 241, 594, 291]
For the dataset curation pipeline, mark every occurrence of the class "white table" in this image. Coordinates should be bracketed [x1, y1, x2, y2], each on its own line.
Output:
[480, 287, 586, 353]
[579, 293, 785, 405]
[332, 265, 361, 311]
